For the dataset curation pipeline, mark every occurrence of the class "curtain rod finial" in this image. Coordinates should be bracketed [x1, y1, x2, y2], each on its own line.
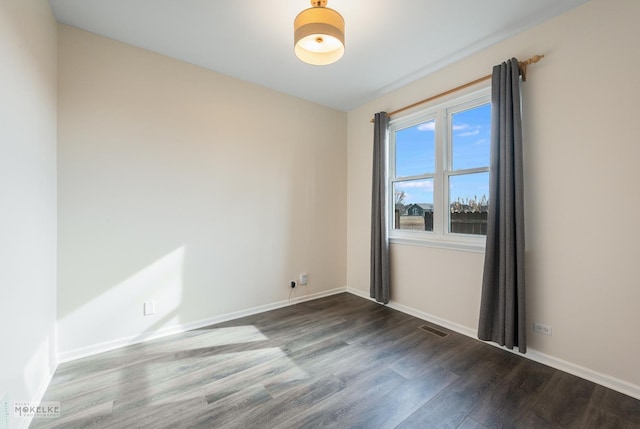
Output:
[530, 54, 544, 64]
[519, 54, 545, 81]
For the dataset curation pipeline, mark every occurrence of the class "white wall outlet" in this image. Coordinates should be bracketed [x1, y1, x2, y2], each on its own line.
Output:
[533, 321, 552, 336]
[144, 301, 156, 316]
[300, 273, 308, 285]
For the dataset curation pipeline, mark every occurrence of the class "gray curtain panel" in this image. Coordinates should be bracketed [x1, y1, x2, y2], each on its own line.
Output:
[478, 58, 527, 352]
[370, 112, 391, 304]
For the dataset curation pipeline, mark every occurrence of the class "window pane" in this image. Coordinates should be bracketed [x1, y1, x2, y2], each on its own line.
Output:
[395, 119, 435, 177]
[449, 172, 489, 235]
[393, 179, 434, 231]
[452, 103, 491, 170]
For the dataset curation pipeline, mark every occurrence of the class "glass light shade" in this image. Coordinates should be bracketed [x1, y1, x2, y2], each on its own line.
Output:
[294, 6, 344, 65]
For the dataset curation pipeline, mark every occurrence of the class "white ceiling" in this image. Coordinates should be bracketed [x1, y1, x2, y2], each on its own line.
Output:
[49, 0, 590, 111]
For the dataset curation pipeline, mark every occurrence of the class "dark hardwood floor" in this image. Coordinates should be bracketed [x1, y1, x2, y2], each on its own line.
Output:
[31, 293, 640, 428]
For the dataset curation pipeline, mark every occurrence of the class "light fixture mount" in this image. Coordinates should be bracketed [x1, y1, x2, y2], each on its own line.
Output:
[294, 0, 345, 66]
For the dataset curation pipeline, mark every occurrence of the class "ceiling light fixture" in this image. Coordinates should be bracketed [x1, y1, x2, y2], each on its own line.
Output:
[294, 0, 345, 66]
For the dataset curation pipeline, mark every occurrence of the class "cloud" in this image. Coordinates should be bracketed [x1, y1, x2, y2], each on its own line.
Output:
[396, 180, 433, 191]
[458, 130, 480, 137]
[418, 121, 487, 139]
[417, 121, 435, 131]
[455, 122, 485, 137]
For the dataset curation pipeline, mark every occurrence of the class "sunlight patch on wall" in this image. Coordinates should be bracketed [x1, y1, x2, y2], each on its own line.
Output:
[58, 247, 186, 353]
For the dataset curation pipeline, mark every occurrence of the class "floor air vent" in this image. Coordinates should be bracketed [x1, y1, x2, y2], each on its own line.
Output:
[419, 324, 449, 337]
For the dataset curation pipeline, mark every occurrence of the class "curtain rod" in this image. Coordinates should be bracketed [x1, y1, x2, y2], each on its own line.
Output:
[369, 54, 544, 123]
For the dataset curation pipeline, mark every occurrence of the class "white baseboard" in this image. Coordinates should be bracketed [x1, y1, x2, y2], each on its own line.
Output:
[57, 285, 639, 400]
[346, 287, 477, 337]
[345, 287, 640, 400]
[58, 287, 348, 363]
[19, 370, 57, 429]
[522, 349, 640, 400]
[14, 350, 58, 429]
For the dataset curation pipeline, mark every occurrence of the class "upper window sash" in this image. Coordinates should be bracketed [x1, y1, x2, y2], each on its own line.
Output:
[387, 86, 491, 251]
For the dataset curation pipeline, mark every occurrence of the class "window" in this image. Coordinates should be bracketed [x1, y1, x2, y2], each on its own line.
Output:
[389, 87, 491, 251]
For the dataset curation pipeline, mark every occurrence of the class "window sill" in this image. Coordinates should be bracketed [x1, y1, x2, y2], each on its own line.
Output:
[389, 234, 486, 253]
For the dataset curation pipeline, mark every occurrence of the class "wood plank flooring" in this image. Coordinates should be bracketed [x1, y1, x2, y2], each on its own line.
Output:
[30, 293, 640, 428]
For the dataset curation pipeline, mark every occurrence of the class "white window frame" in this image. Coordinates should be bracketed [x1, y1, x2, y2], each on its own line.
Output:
[388, 86, 491, 253]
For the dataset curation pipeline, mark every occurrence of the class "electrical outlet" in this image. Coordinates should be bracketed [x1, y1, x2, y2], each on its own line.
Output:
[290, 281, 296, 289]
[144, 301, 156, 316]
[300, 273, 308, 285]
[533, 321, 552, 336]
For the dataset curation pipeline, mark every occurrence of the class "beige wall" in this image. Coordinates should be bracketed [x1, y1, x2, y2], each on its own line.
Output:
[7, 0, 638, 408]
[57, 25, 347, 357]
[347, 0, 640, 393]
[0, 0, 58, 424]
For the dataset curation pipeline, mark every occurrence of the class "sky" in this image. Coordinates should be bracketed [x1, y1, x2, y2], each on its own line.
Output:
[394, 103, 491, 207]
